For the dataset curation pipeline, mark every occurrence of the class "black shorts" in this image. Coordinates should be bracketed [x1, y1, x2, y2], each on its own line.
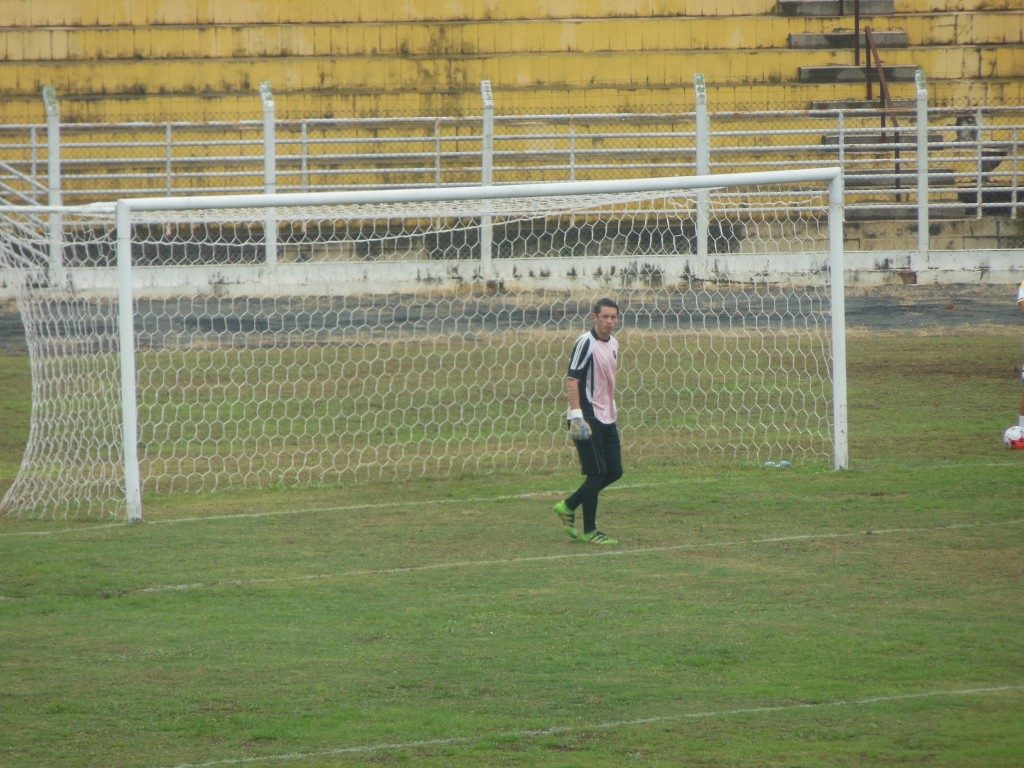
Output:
[574, 419, 622, 477]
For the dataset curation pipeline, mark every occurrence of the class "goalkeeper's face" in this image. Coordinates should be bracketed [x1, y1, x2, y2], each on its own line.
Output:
[592, 307, 620, 341]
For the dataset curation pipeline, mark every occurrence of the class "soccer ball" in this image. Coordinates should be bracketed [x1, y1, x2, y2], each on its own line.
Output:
[1003, 425, 1024, 449]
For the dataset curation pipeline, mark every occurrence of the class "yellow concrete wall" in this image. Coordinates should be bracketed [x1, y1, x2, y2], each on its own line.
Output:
[6, 13, 1023, 63]
[24, 48, 1023, 95]
[0, 0, 1020, 123]
[1, 0, 1018, 26]
[896, 0, 1021, 12]
[0, 0, 784, 27]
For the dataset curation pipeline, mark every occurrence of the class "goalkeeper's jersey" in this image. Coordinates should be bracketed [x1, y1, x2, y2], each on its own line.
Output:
[567, 329, 619, 424]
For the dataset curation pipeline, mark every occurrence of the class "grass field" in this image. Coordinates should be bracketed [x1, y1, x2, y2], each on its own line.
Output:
[1, 326, 1022, 767]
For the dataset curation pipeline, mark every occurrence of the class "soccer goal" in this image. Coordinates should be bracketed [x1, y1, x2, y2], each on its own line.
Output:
[0, 169, 846, 520]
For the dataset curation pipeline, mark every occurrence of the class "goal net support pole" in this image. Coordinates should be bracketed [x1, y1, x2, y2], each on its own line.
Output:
[116, 202, 144, 522]
[829, 172, 849, 471]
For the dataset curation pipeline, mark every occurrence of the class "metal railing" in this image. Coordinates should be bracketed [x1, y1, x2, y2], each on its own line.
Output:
[864, 26, 902, 197]
[840, 0, 863, 66]
[0, 78, 1021, 247]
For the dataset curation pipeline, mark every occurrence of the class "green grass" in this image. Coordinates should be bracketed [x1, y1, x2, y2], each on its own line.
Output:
[1, 328, 1022, 767]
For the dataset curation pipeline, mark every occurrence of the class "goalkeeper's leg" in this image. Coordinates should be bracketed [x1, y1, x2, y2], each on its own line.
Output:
[562, 419, 607, 534]
[599, 422, 623, 491]
[565, 421, 623, 536]
[567, 474, 605, 534]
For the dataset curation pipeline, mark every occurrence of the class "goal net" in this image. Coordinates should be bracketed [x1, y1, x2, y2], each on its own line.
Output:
[0, 171, 846, 520]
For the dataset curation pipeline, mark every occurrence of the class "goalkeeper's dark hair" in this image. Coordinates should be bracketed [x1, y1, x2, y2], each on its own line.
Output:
[591, 297, 620, 315]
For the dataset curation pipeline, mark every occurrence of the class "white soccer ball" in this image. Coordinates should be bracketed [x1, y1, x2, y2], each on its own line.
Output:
[1003, 425, 1024, 449]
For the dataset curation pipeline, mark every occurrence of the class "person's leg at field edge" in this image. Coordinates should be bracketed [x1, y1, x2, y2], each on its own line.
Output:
[564, 421, 622, 538]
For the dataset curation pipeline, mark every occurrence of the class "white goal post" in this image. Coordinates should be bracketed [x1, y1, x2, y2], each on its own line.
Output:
[0, 168, 846, 521]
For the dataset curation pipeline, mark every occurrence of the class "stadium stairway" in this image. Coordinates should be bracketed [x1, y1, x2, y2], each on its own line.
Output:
[0, 0, 1020, 122]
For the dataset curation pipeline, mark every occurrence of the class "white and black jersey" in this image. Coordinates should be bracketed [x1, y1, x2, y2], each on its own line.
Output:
[566, 329, 619, 424]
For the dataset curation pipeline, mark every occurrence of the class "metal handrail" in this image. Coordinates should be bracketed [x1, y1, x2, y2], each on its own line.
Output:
[839, 0, 864, 66]
[863, 26, 904, 196]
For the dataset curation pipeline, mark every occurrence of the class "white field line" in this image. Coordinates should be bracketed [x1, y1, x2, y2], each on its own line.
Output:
[84, 516, 1024, 597]
[2, 461, 1021, 538]
[0, 476, 706, 537]
[2, 516, 1019, 603]
[0, 488, 567, 537]
[165, 683, 1024, 768]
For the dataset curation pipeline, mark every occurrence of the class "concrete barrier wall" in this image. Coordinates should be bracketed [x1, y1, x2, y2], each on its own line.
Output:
[1, 248, 1018, 302]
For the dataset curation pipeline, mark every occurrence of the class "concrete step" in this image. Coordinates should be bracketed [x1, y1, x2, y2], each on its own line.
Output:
[799, 65, 920, 84]
[789, 31, 907, 49]
[3, 15, 1014, 63]
[778, 0, 896, 17]
[808, 98, 916, 111]
[844, 169, 956, 188]
[4, 76, 1020, 126]
[821, 131, 943, 149]
[845, 205, 968, 221]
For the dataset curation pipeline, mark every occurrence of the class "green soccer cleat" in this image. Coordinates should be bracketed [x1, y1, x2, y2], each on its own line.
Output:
[552, 500, 580, 540]
[582, 530, 618, 545]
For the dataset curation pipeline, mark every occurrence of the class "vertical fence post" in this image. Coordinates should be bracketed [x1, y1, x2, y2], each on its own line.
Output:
[164, 123, 173, 195]
[29, 126, 39, 199]
[41, 86, 65, 287]
[694, 74, 710, 261]
[479, 80, 494, 274]
[261, 81, 278, 265]
[974, 106, 984, 220]
[568, 117, 576, 182]
[914, 71, 929, 267]
[300, 120, 309, 192]
[116, 201, 143, 522]
[837, 110, 846, 175]
[434, 119, 442, 186]
[1012, 127, 1019, 220]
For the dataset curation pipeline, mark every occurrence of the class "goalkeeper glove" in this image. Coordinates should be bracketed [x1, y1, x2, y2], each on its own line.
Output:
[567, 408, 592, 441]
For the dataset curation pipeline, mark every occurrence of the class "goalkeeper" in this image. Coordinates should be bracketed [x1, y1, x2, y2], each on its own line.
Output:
[552, 298, 623, 545]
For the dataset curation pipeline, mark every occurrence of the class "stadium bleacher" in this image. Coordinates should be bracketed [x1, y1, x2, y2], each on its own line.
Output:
[0, 0, 1020, 122]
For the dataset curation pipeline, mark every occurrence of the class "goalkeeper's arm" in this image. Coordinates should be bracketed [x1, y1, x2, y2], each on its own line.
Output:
[564, 377, 592, 441]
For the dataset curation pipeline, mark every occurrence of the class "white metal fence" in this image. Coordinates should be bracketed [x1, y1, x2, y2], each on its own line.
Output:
[1, 75, 1022, 251]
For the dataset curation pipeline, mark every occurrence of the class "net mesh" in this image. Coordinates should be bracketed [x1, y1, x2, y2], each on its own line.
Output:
[0, 181, 836, 519]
